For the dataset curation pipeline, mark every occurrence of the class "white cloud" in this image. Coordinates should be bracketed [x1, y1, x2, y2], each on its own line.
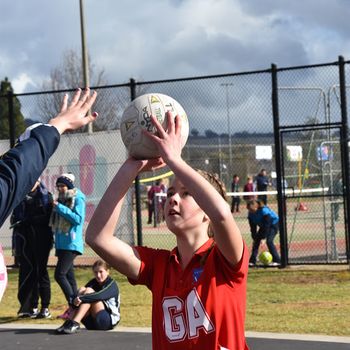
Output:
[12, 73, 37, 94]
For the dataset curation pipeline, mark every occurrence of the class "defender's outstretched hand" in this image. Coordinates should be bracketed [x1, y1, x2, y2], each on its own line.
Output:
[49, 88, 98, 134]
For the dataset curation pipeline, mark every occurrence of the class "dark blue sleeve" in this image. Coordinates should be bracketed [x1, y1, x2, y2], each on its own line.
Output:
[0, 125, 60, 228]
[79, 279, 119, 304]
[248, 216, 257, 236]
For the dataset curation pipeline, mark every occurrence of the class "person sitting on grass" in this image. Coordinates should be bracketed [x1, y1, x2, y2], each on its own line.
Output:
[56, 259, 120, 334]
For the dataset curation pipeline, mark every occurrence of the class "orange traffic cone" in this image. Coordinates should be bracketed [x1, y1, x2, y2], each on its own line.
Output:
[295, 202, 308, 211]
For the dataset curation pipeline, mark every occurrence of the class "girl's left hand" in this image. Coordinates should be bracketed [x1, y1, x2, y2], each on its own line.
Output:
[143, 112, 183, 164]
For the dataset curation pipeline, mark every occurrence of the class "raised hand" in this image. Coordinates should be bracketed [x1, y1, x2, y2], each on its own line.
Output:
[49, 88, 98, 134]
[125, 156, 166, 174]
[143, 111, 183, 163]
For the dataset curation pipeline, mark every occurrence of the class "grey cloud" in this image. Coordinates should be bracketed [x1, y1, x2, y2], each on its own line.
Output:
[0, 0, 348, 96]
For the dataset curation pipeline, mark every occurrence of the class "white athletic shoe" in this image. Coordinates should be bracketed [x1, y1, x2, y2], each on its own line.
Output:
[29, 308, 39, 318]
[36, 308, 51, 319]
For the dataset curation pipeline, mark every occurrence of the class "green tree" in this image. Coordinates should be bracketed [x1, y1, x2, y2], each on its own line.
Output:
[0, 77, 26, 140]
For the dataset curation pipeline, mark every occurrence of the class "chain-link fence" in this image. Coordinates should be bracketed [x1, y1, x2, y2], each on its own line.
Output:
[0, 57, 349, 266]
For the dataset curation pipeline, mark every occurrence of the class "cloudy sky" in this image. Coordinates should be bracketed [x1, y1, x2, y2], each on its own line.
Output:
[1, 0, 349, 94]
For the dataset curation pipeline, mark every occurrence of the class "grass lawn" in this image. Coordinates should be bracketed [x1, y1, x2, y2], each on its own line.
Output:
[1, 266, 350, 336]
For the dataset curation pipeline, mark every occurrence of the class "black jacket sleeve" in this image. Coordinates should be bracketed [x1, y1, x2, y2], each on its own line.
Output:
[0, 124, 60, 228]
[79, 279, 119, 304]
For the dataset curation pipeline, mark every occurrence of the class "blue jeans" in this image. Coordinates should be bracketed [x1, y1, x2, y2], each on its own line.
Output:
[249, 223, 281, 264]
[54, 249, 78, 304]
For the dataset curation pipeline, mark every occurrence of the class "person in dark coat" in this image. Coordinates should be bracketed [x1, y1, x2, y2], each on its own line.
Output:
[11, 179, 53, 318]
[230, 174, 241, 213]
[255, 169, 271, 205]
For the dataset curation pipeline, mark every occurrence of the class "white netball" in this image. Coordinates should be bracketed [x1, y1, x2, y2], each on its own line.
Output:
[120, 93, 189, 159]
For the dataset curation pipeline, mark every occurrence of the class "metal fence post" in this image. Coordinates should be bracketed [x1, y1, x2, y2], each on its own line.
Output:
[130, 78, 143, 246]
[338, 56, 350, 263]
[271, 63, 288, 267]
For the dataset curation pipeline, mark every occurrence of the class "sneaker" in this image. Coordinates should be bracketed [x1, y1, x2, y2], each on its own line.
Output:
[36, 308, 51, 319]
[270, 262, 281, 267]
[30, 308, 39, 318]
[62, 320, 80, 334]
[248, 262, 256, 267]
[17, 311, 31, 318]
[57, 307, 74, 320]
[56, 320, 72, 334]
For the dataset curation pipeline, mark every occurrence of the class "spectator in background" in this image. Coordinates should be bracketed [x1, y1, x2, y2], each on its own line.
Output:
[147, 180, 163, 225]
[159, 178, 168, 222]
[243, 176, 255, 204]
[230, 174, 241, 213]
[11, 179, 53, 319]
[255, 169, 271, 204]
[247, 199, 281, 267]
[50, 173, 86, 319]
[56, 259, 120, 334]
[330, 174, 343, 222]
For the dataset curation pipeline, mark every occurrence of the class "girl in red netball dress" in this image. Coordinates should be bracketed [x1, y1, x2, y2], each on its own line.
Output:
[86, 112, 249, 350]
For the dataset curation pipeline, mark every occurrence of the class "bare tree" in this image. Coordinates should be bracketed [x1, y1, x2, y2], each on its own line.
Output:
[38, 49, 124, 132]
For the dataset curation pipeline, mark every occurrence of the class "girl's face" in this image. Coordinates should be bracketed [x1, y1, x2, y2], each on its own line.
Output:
[164, 178, 208, 235]
[93, 266, 109, 284]
[56, 183, 68, 194]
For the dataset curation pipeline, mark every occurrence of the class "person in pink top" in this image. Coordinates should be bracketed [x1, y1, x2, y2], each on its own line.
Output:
[243, 176, 255, 204]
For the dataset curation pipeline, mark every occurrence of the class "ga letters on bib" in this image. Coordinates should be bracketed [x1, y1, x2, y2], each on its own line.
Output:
[129, 239, 249, 350]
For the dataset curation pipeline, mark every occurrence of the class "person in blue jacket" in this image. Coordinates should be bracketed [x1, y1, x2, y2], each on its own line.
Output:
[247, 199, 281, 266]
[0, 88, 97, 303]
[56, 259, 120, 334]
[50, 172, 86, 316]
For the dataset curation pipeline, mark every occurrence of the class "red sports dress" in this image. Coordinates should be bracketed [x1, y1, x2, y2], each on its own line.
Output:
[129, 238, 249, 350]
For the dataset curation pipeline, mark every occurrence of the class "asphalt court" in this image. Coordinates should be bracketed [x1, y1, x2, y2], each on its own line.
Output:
[1, 324, 350, 350]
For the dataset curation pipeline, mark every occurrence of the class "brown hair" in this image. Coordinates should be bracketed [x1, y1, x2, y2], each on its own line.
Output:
[246, 199, 264, 210]
[196, 169, 227, 238]
[92, 259, 110, 271]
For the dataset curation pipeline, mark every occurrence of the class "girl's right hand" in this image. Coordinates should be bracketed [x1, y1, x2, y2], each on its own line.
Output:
[125, 156, 166, 174]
